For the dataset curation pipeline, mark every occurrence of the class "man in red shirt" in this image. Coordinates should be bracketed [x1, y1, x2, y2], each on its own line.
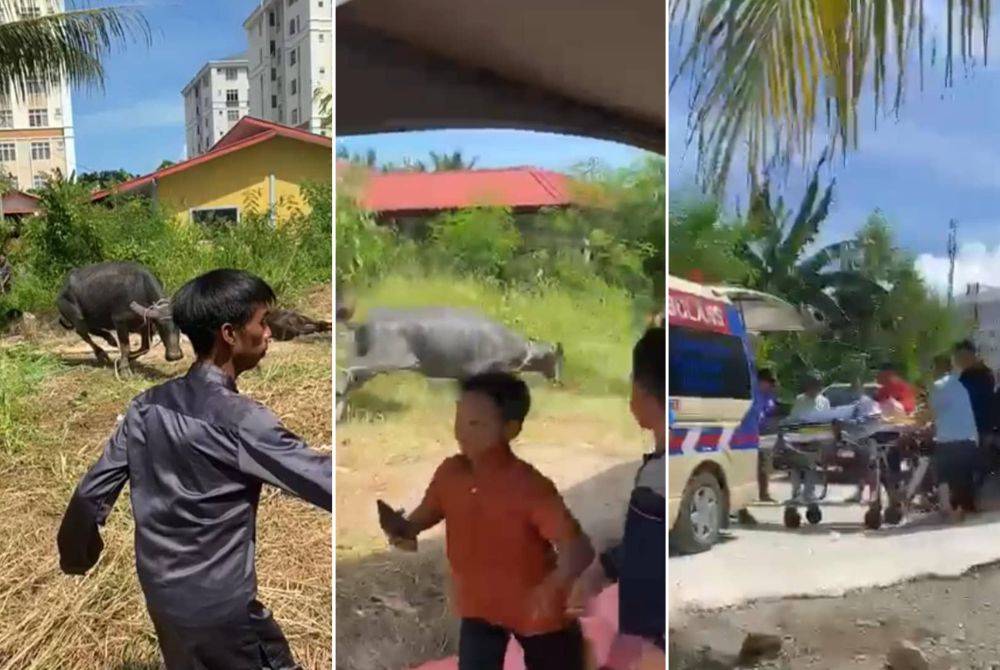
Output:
[876, 364, 917, 415]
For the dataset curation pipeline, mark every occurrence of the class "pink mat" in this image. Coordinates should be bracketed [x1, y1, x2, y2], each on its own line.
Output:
[412, 585, 655, 670]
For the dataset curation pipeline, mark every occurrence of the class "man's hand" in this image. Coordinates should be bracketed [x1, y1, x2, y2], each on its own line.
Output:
[567, 560, 608, 617]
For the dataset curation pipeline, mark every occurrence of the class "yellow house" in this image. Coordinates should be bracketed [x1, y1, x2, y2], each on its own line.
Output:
[92, 116, 331, 224]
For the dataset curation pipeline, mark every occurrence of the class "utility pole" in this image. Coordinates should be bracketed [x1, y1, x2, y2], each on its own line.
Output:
[947, 219, 958, 307]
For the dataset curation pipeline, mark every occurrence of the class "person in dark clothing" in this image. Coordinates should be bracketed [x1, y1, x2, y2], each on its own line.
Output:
[955, 339, 996, 480]
[569, 327, 665, 658]
[57, 269, 333, 670]
[756, 368, 779, 501]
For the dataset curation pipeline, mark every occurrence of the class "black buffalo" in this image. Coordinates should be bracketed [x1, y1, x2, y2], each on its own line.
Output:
[56, 261, 183, 374]
[265, 308, 332, 341]
[337, 307, 563, 418]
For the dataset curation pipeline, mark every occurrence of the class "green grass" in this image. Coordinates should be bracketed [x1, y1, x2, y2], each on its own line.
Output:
[347, 272, 644, 396]
[0, 345, 64, 454]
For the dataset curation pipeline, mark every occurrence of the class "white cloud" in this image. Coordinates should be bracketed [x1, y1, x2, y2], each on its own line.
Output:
[915, 241, 1000, 295]
[78, 98, 183, 132]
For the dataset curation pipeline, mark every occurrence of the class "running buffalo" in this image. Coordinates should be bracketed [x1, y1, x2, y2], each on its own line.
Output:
[338, 307, 563, 418]
[56, 261, 183, 374]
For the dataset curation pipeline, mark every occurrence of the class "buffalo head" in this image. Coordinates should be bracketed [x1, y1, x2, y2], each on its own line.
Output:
[130, 300, 184, 362]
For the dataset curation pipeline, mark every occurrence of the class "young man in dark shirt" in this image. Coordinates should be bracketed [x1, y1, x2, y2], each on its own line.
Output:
[57, 269, 333, 670]
[569, 327, 665, 658]
[955, 339, 996, 480]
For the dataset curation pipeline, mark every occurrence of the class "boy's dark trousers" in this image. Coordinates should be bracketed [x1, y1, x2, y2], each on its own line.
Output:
[458, 618, 584, 670]
[151, 600, 301, 670]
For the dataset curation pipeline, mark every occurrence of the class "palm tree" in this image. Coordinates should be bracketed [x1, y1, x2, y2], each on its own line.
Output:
[0, 2, 149, 96]
[739, 158, 884, 322]
[428, 150, 477, 171]
[671, 0, 990, 193]
[315, 85, 331, 132]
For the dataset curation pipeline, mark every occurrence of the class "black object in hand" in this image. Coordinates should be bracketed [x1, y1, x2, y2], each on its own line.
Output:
[377, 499, 412, 539]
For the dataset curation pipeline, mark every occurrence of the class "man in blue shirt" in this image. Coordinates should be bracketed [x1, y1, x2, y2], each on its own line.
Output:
[756, 368, 779, 501]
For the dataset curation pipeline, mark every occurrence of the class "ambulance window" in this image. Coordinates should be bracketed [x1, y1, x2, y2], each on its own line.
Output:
[669, 326, 752, 399]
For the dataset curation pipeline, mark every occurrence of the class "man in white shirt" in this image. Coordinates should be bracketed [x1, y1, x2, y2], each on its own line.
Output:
[928, 354, 980, 523]
[789, 375, 831, 421]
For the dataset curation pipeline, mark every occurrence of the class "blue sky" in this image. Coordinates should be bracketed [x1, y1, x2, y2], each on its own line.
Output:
[72, 1, 258, 176]
[337, 129, 649, 173]
[670, 10, 1000, 294]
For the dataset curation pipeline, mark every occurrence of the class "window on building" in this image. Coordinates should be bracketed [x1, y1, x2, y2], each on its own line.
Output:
[318, 33, 325, 42]
[19, 4, 41, 19]
[271, 95, 278, 109]
[54, 107, 61, 120]
[228, 109, 239, 122]
[288, 0, 297, 5]
[319, 66, 326, 76]
[226, 89, 239, 107]
[32, 173, 45, 190]
[271, 68, 277, 81]
[258, 18, 262, 36]
[269, 40, 276, 56]
[289, 17, 296, 36]
[268, 10, 275, 26]
[192, 207, 239, 226]
[259, 47, 263, 64]
[25, 78, 46, 96]
[290, 79, 297, 95]
[291, 108, 299, 124]
[290, 48, 297, 66]
[30, 141, 50, 160]
[278, 107, 285, 123]
[0, 111, 12, 128]
[28, 108, 47, 127]
[0, 143, 15, 162]
[225, 67, 238, 81]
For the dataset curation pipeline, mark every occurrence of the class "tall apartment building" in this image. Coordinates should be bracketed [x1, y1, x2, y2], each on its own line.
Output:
[0, 0, 76, 190]
[182, 54, 251, 158]
[244, 0, 332, 136]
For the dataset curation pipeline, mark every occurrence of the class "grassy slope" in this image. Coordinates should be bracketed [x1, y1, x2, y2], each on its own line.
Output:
[0, 285, 332, 670]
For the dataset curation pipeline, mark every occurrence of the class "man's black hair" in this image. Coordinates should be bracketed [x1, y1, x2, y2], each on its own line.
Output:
[172, 269, 276, 357]
[459, 372, 531, 423]
[632, 327, 665, 405]
[954, 339, 977, 355]
[758, 368, 776, 384]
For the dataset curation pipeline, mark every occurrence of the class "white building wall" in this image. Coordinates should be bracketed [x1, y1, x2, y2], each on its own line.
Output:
[244, 0, 331, 135]
[183, 58, 250, 158]
[0, 0, 77, 189]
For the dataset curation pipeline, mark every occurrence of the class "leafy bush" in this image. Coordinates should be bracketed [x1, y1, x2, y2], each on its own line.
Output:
[0, 177, 332, 317]
[428, 207, 521, 279]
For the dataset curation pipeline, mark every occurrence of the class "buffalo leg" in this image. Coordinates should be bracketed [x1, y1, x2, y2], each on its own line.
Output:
[79, 329, 112, 365]
[93, 329, 118, 349]
[129, 328, 151, 360]
[113, 321, 133, 375]
[57, 293, 111, 365]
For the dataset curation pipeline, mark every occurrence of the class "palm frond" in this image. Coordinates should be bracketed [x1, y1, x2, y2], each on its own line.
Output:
[0, 3, 151, 96]
[672, 0, 991, 193]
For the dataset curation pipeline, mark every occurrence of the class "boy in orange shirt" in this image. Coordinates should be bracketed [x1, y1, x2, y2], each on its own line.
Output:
[382, 372, 595, 670]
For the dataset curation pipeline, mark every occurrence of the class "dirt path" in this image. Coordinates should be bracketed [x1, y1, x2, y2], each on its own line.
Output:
[671, 561, 1000, 669]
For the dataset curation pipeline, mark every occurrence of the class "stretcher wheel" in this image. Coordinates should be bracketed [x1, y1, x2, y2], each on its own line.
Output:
[784, 506, 802, 529]
[805, 504, 822, 525]
[864, 506, 882, 530]
[884, 505, 903, 526]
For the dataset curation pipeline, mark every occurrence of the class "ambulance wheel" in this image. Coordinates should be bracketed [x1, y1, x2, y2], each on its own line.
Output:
[864, 506, 883, 530]
[670, 472, 723, 554]
[805, 503, 822, 525]
[884, 505, 903, 526]
[784, 506, 802, 529]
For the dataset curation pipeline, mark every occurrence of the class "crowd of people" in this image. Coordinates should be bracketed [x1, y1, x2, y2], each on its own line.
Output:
[755, 339, 1000, 524]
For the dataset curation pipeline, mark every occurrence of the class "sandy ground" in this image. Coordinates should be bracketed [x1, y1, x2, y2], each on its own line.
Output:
[670, 478, 1000, 669]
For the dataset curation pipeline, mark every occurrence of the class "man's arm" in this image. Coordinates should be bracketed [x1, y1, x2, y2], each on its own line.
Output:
[529, 479, 596, 592]
[237, 405, 332, 511]
[57, 412, 130, 575]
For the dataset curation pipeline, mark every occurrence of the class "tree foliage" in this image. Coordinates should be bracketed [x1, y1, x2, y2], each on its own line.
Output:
[671, 0, 991, 193]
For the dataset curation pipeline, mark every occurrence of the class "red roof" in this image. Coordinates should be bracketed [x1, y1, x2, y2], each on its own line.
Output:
[358, 167, 574, 214]
[92, 116, 332, 201]
[2, 189, 39, 215]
